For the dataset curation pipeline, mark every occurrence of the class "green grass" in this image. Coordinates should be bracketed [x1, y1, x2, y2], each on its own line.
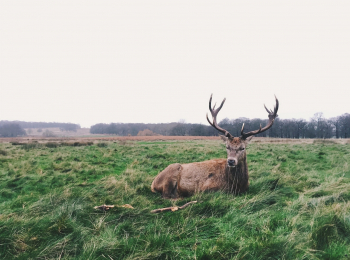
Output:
[1, 140, 350, 259]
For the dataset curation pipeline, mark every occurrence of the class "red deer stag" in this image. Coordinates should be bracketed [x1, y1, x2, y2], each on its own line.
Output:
[151, 94, 279, 199]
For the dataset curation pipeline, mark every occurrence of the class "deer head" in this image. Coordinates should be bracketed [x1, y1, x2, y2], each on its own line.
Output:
[207, 94, 279, 168]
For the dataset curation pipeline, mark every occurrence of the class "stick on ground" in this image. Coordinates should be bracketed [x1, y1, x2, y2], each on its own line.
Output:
[93, 204, 134, 211]
[94, 205, 115, 211]
[151, 201, 197, 213]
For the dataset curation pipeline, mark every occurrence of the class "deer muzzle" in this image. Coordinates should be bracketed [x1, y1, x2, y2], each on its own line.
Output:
[227, 158, 236, 167]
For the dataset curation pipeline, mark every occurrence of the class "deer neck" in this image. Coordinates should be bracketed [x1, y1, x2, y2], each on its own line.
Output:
[225, 159, 247, 176]
[224, 156, 249, 193]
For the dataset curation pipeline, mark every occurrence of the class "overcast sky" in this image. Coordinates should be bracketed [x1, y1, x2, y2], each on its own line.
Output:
[1, 1, 350, 127]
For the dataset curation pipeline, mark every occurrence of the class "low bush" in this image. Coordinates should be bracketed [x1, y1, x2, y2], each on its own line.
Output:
[21, 143, 41, 150]
[60, 141, 93, 147]
[45, 142, 59, 148]
[42, 130, 56, 137]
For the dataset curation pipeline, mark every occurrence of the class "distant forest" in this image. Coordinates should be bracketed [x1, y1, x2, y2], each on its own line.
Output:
[0, 121, 80, 137]
[91, 113, 350, 139]
[0, 121, 80, 131]
[1, 113, 350, 138]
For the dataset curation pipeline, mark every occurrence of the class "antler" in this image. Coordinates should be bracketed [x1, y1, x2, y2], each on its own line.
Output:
[206, 94, 234, 139]
[240, 96, 279, 140]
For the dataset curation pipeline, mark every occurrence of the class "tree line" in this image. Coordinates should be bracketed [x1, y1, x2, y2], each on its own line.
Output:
[0, 121, 81, 137]
[90, 122, 218, 136]
[90, 113, 350, 138]
[0, 123, 27, 137]
[1, 113, 349, 138]
[219, 113, 350, 139]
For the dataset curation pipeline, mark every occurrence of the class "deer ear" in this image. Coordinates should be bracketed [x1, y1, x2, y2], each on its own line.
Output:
[245, 136, 254, 142]
[220, 135, 228, 142]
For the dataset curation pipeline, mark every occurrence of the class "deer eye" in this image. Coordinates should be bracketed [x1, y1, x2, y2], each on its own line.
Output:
[241, 148, 245, 151]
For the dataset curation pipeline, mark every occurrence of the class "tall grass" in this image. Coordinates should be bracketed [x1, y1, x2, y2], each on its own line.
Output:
[0, 140, 350, 259]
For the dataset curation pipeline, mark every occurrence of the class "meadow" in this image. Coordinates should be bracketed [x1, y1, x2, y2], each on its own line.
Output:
[0, 138, 350, 259]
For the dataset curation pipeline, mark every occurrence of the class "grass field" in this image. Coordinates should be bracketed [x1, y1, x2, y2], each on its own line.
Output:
[1, 138, 350, 259]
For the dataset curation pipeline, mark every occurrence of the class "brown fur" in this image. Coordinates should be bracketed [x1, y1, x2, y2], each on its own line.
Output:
[151, 136, 250, 199]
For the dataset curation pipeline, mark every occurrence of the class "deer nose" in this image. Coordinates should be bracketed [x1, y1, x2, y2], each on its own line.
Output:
[228, 159, 235, 166]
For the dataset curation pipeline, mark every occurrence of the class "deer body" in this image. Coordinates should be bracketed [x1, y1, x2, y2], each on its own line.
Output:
[151, 95, 279, 199]
[151, 137, 250, 198]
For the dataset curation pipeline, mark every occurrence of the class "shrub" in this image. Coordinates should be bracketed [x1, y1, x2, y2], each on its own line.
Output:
[78, 142, 93, 146]
[60, 141, 93, 147]
[73, 142, 90, 146]
[45, 142, 59, 148]
[97, 142, 108, 147]
[42, 130, 56, 137]
[137, 129, 158, 136]
[22, 143, 42, 150]
[60, 142, 73, 146]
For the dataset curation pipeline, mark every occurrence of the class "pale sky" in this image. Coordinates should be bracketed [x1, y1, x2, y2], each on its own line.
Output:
[1, 1, 349, 127]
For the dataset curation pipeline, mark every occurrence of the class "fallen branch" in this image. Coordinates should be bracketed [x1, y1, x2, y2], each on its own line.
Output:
[151, 201, 197, 213]
[94, 204, 134, 211]
[94, 205, 114, 211]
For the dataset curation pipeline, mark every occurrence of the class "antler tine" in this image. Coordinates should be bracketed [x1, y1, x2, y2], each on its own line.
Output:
[274, 95, 279, 114]
[208, 94, 214, 112]
[264, 104, 273, 114]
[207, 94, 234, 139]
[241, 123, 245, 136]
[241, 96, 279, 140]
